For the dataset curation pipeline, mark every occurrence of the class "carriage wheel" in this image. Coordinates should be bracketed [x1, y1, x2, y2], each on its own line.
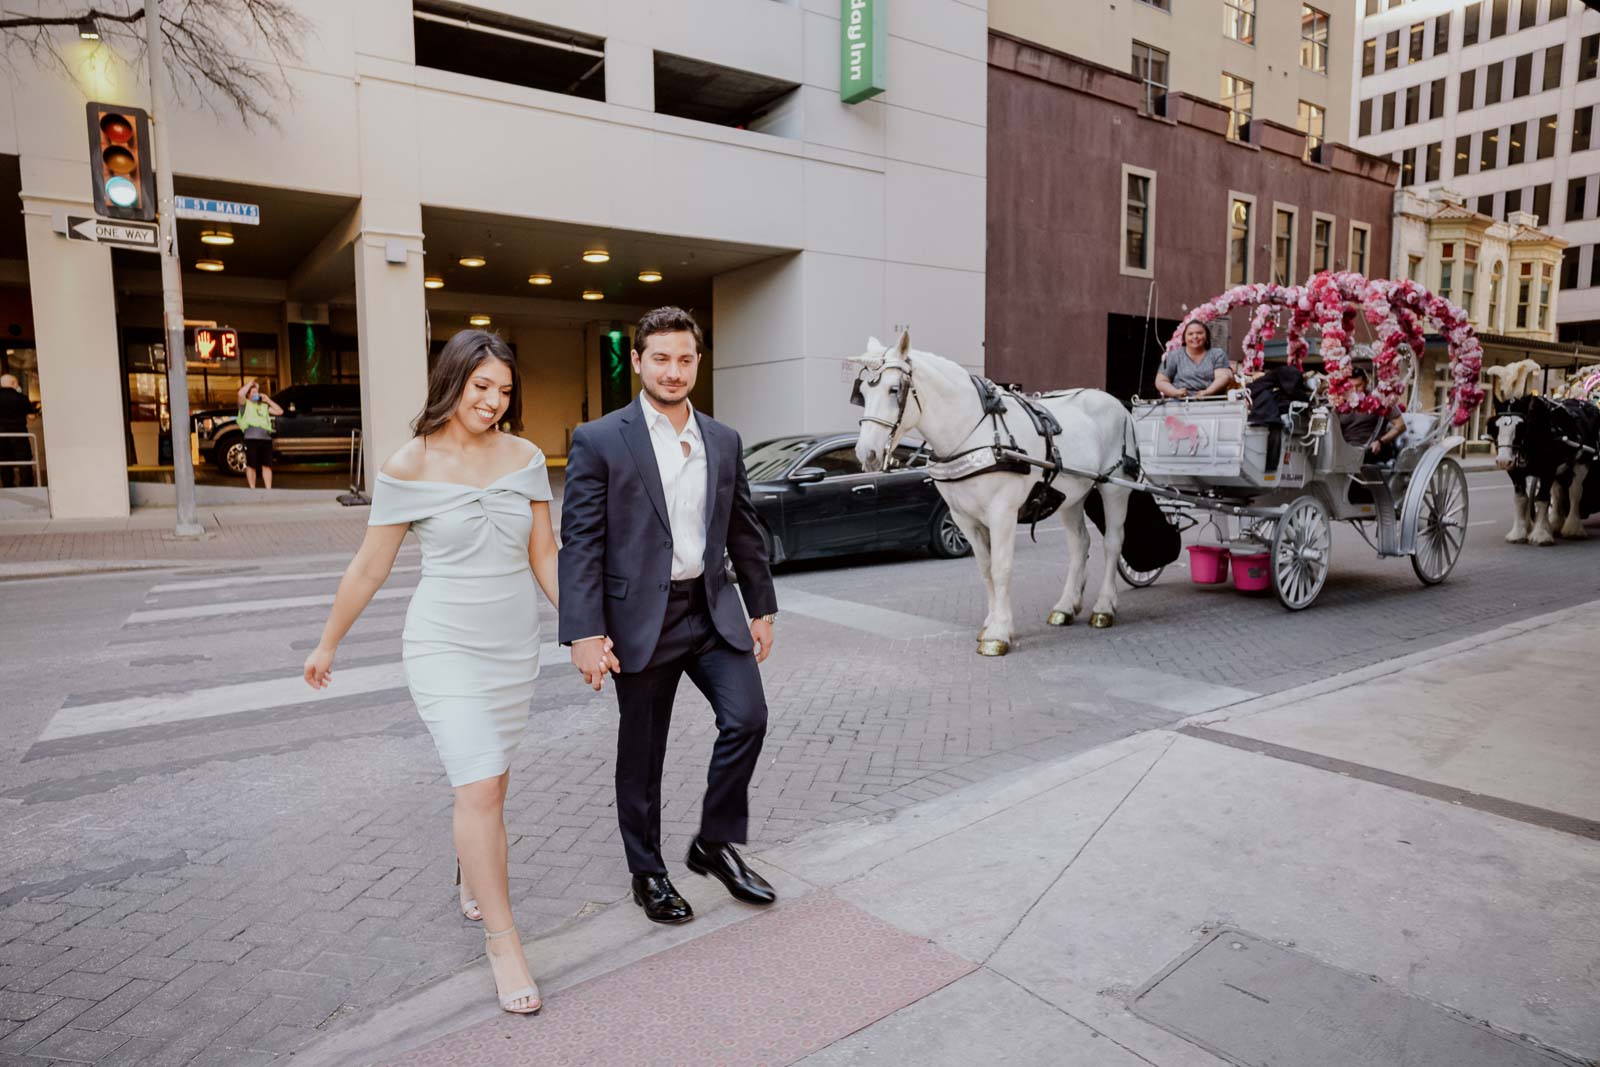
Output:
[1117, 559, 1164, 587]
[1271, 495, 1331, 611]
[1411, 458, 1469, 585]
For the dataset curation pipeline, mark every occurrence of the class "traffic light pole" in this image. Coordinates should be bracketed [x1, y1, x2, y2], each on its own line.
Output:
[144, 0, 203, 537]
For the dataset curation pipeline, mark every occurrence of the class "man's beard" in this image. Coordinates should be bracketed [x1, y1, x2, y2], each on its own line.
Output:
[643, 380, 690, 408]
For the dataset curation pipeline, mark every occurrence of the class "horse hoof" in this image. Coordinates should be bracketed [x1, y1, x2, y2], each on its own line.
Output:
[1089, 613, 1115, 629]
[976, 639, 1010, 657]
[1046, 611, 1073, 627]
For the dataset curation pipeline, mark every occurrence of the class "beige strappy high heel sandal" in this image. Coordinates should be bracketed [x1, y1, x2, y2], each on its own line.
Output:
[484, 926, 541, 1015]
[454, 860, 481, 921]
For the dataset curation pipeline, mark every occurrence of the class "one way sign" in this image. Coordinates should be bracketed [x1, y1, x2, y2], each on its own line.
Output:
[63, 215, 160, 252]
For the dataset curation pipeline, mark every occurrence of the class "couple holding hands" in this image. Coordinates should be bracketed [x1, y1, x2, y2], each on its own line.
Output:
[304, 306, 778, 1015]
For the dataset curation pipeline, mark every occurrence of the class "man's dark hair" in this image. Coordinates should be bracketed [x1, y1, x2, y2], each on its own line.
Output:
[634, 306, 703, 357]
[1350, 365, 1370, 382]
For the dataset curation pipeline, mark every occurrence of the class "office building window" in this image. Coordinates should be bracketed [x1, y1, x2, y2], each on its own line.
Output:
[1509, 120, 1527, 165]
[1228, 197, 1253, 285]
[1464, 3, 1482, 45]
[1514, 53, 1532, 98]
[1224, 0, 1255, 44]
[1568, 176, 1588, 221]
[1486, 61, 1503, 105]
[1386, 30, 1400, 69]
[1480, 129, 1498, 173]
[1382, 92, 1396, 132]
[1313, 216, 1333, 273]
[1591, 249, 1600, 288]
[1298, 101, 1326, 158]
[1273, 207, 1297, 285]
[1480, 193, 1496, 216]
[1538, 115, 1557, 159]
[1582, 35, 1599, 81]
[1434, 11, 1451, 55]
[1350, 223, 1370, 275]
[1132, 41, 1170, 115]
[1575, 106, 1594, 152]
[1552, 0, 1568, 17]
[1545, 44, 1564, 92]
[1366, 0, 1378, 13]
[1359, 98, 1373, 137]
[1136, 0, 1171, 9]
[1123, 168, 1155, 275]
[1533, 182, 1551, 222]
[1400, 146, 1417, 185]
[1301, 6, 1329, 72]
[1426, 141, 1442, 182]
[1562, 247, 1581, 290]
[1455, 134, 1471, 176]
[1221, 74, 1253, 140]
[1409, 22, 1425, 64]
[1460, 68, 1476, 111]
[1430, 78, 1445, 120]
[1506, 188, 1523, 215]
[1405, 84, 1420, 125]
[1490, 0, 1508, 38]
[1363, 38, 1377, 77]
[1519, 0, 1537, 30]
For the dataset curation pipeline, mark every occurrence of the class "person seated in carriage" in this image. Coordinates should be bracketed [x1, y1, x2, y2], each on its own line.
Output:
[1155, 321, 1236, 399]
[1337, 366, 1407, 464]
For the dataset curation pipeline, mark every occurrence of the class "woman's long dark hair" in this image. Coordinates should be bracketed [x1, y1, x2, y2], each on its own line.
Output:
[411, 329, 522, 437]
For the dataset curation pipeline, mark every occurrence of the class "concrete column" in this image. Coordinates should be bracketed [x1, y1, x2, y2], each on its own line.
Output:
[20, 193, 130, 519]
[353, 231, 427, 486]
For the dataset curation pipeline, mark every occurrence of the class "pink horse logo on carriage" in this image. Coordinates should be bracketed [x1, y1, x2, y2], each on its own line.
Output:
[1162, 415, 1207, 456]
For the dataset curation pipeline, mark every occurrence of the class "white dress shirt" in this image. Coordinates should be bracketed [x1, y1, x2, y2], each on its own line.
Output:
[639, 392, 708, 581]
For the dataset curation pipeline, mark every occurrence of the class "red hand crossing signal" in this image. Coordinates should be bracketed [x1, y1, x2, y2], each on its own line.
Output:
[86, 103, 155, 222]
[191, 327, 239, 363]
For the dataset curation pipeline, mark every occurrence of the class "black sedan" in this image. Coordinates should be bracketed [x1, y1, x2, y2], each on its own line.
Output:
[742, 433, 971, 565]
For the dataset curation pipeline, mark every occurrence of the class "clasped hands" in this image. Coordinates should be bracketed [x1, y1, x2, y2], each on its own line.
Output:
[571, 619, 776, 690]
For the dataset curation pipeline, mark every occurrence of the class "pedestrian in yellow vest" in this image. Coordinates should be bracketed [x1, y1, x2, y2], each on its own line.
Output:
[237, 379, 284, 489]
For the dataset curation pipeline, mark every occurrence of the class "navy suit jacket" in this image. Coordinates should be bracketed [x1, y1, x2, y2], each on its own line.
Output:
[557, 398, 779, 673]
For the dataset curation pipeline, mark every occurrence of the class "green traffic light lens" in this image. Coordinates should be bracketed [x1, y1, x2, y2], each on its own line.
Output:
[105, 176, 138, 208]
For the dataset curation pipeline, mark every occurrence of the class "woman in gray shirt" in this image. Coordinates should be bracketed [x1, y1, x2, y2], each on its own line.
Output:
[1157, 321, 1235, 399]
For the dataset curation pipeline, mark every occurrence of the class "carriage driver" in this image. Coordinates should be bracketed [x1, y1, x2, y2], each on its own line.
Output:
[1338, 366, 1406, 463]
[1155, 322, 1236, 399]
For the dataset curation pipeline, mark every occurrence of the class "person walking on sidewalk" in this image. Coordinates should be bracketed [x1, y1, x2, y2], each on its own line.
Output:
[236, 378, 283, 489]
[0, 374, 37, 488]
[303, 330, 611, 1016]
[559, 306, 780, 925]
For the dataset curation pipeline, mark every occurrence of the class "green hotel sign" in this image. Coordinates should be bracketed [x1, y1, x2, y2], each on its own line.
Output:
[840, 0, 886, 104]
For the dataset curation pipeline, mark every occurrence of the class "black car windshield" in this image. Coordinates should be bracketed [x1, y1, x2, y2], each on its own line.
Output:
[742, 437, 815, 481]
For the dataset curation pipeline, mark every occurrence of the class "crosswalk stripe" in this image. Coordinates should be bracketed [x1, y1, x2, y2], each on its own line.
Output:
[125, 585, 414, 624]
[776, 588, 957, 639]
[39, 642, 567, 742]
[149, 565, 419, 594]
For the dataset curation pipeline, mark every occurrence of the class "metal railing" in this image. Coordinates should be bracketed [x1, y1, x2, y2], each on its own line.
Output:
[0, 431, 41, 488]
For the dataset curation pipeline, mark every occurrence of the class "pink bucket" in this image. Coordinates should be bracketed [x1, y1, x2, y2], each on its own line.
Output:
[1231, 551, 1272, 592]
[1186, 544, 1230, 584]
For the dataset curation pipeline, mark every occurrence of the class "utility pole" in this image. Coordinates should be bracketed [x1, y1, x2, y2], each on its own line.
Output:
[144, 0, 203, 537]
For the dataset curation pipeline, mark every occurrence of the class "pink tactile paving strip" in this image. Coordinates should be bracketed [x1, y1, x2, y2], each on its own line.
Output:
[380, 891, 977, 1067]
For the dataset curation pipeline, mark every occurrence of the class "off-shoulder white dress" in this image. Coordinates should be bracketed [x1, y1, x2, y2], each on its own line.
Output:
[368, 452, 552, 787]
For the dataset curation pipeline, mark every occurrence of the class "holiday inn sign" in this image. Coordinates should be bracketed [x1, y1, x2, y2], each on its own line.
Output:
[840, 0, 886, 104]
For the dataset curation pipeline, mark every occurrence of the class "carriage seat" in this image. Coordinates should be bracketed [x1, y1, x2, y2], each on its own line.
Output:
[1396, 411, 1436, 452]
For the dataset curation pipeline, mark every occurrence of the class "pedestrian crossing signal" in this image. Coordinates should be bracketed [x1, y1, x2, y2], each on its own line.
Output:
[192, 327, 239, 363]
[86, 103, 155, 222]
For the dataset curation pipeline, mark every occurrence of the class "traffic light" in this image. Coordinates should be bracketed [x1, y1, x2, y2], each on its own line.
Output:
[191, 327, 239, 363]
[86, 103, 155, 221]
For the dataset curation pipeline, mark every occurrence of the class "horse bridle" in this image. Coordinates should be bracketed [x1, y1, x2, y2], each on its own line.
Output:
[851, 356, 921, 437]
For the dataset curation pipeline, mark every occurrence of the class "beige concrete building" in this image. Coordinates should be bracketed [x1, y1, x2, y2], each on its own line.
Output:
[989, 0, 1357, 150]
[1, 0, 988, 520]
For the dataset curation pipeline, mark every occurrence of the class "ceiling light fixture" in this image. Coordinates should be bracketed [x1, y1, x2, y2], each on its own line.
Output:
[469, 314, 492, 327]
[458, 255, 487, 268]
[581, 250, 611, 264]
[527, 273, 553, 286]
[637, 269, 663, 283]
[195, 259, 225, 272]
[423, 276, 444, 289]
[199, 229, 234, 246]
[582, 290, 605, 301]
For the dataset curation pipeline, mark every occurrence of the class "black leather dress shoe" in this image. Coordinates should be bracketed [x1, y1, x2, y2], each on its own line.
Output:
[631, 874, 693, 924]
[686, 838, 776, 905]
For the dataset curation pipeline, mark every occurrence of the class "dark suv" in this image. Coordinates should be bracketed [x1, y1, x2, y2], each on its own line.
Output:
[193, 384, 362, 475]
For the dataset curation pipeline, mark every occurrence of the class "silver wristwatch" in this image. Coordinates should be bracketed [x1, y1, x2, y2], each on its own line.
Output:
[758, 612, 778, 625]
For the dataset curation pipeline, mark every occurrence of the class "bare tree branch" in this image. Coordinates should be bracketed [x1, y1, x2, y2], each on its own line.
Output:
[0, 0, 309, 127]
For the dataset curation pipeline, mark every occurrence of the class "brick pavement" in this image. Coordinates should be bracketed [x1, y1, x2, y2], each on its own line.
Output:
[0, 477, 1596, 1064]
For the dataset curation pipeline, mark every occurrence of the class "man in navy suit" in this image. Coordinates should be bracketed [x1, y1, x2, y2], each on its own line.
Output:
[559, 306, 780, 924]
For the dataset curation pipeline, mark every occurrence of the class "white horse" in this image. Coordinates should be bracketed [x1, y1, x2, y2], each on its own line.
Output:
[851, 333, 1137, 656]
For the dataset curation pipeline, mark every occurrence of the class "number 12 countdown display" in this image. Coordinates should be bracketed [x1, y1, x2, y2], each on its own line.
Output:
[192, 327, 239, 363]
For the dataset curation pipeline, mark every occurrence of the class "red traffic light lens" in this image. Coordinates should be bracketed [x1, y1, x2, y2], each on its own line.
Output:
[99, 113, 134, 143]
[103, 146, 137, 176]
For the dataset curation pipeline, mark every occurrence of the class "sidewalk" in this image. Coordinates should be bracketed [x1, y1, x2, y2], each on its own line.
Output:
[292, 601, 1600, 1067]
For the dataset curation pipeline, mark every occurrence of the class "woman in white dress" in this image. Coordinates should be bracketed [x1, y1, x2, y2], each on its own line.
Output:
[303, 330, 611, 1015]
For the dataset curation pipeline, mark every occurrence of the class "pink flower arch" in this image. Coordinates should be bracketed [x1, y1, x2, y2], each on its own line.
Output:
[1167, 271, 1485, 427]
